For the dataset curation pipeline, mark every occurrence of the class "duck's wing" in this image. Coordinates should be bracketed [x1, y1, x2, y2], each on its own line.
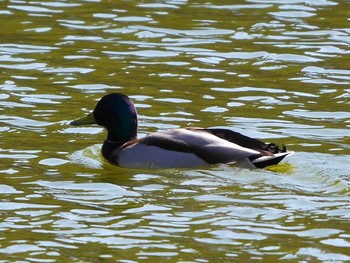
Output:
[138, 128, 262, 165]
[188, 127, 284, 155]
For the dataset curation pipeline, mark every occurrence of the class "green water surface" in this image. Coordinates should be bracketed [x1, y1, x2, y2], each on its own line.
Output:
[0, 0, 349, 262]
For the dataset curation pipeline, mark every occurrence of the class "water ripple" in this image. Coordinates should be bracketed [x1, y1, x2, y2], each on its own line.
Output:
[0, 43, 57, 54]
[0, 115, 52, 130]
[8, 5, 63, 13]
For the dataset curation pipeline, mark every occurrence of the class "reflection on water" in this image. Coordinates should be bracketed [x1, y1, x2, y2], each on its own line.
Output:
[1, 0, 350, 262]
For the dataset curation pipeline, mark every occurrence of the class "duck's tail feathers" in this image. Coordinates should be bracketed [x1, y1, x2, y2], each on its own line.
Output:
[251, 151, 293, 169]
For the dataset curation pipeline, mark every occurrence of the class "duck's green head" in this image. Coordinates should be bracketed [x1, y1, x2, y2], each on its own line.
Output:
[71, 93, 138, 142]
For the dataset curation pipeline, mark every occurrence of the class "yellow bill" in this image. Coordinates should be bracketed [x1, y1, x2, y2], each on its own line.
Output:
[70, 112, 96, 125]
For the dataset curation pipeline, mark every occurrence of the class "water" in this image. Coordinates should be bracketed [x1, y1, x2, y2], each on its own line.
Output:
[1, 0, 349, 262]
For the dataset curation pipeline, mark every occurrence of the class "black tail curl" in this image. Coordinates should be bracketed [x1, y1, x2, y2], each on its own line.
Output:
[266, 143, 287, 154]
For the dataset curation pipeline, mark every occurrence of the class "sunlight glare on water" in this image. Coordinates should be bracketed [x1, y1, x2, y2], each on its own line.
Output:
[0, 0, 349, 262]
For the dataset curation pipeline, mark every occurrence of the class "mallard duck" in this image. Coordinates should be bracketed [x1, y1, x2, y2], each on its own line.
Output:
[71, 93, 292, 169]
